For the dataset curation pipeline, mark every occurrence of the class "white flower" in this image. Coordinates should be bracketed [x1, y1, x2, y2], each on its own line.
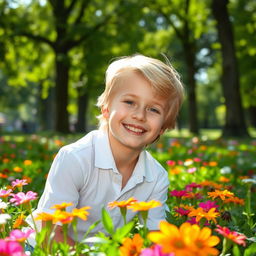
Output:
[241, 178, 256, 185]
[0, 199, 8, 209]
[220, 166, 232, 174]
[0, 213, 11, 224]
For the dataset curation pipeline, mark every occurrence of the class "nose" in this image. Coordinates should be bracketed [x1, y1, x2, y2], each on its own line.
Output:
[132, 107, 146, 121]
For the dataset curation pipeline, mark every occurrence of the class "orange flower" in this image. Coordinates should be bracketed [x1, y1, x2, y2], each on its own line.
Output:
[0, 173, 8, 178]
[3, 158, 10, 163]
[208, 190, 234, 201]
[200, 181, 223, 190]
[72, 206, 91, 221]
[13, 166, 23, 173]
[209, 161, 218, 167]
[35, 212, 55, 222]
[148, 222, 219, 256]
[22, 175, 32, 184]
[223, 197, 244, 205]
[51, 202, 73, 210]
[120, 233, 144, 256]
[52, 210, 73, 224]
[13, 213, 26, 228]
[169, 167, 181, 175]
[219, 176, 230, 183]
[108, 198, 138, 209]
[188, 208, 220, 224]
[23, 160, 32, 166]
[128, 200, 161, 212]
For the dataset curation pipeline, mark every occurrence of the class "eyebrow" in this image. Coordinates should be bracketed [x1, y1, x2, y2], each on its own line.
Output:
[122, 94, 165, 109]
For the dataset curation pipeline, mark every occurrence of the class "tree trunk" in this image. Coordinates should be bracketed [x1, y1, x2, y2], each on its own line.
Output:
[211, 0, 248, 137]
[75, 89, 89, 133]
[183, 41, 199, 134]
[55, 51, 70, 133]
[248, 106, 256, 128]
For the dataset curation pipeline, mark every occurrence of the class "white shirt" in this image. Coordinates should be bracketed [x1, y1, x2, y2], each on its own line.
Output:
[34, 130, 169, 242]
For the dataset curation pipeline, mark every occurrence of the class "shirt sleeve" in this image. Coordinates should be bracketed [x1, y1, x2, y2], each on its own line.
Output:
[145, 169, 169, 231]
[37, 147, 85, 213]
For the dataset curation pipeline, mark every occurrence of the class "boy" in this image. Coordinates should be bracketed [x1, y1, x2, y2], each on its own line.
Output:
[31, 54, 184, 245]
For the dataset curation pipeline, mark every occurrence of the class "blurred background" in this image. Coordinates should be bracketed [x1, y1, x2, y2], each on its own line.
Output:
[0, 0, 255, 138]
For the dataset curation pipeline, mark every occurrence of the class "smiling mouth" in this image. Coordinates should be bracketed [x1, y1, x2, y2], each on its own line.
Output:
[123, 124, 146, 134]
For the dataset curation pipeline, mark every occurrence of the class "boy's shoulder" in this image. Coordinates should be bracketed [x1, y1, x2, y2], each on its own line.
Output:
[60, 130, 104, 155]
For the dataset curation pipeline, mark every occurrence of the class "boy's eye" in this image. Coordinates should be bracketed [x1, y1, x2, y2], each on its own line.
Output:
[148, 107, 160, 114]
[124, 100, 134, 105]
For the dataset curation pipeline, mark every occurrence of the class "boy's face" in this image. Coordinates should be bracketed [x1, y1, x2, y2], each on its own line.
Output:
[102, 72, 168, 153]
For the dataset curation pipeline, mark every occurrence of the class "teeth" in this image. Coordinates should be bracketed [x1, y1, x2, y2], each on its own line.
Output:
[125, 125, 144, 133]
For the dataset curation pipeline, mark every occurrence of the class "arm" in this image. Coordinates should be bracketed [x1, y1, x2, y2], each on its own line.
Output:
[42, 221, 75, 247]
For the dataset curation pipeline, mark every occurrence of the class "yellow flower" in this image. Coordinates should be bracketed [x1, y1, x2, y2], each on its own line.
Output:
[13, 166, 23, 173]
[148, 222, 219, 256]
[108, 198, 137, 209]
[128, 200, 161, 212]
[219, 176, 230, 183]
[72, 206, 91, 221]
[51, 202, 73, 210]
[23, 160, 33, 165]
[120, 233, 144, 256]
[52, 210, 73, 224]
[208, 190, 234, 201]
[35, 212, 55, 222]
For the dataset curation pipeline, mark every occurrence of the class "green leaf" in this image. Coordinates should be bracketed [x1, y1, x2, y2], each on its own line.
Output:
[232, 245, 240, 256]
[101, 207, 114, 235]
[35, 227, 48, 245]
[244, 242, 256, 256]
[112, 221, 134, 242]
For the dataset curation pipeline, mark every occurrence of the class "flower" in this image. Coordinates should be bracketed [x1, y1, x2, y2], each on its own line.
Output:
[52, 210, 73, 224]
[223, 196, 244, 205]
[0, 189, 12, 198]
[10, 191, 37, 205]
[0, 199, 8, 210]
[127, 200, 161, 212]
[0, 239, 26, 256]
[23, 160, 32, 165]
[72, 206, 91, 221]
[13, 166, 23, 173]
[0, 213, 11, 224]
[148, 222, 219, 256]
[220, 166, 232, 174]
[35, 212, 55, 222]
[215, 225, 247, 246]
[198, 201, 219, 212]
[140, 244, 174, 256]
[51, 202, 73, 210]
[174, 207, 190, 217]
[7, 229, 35, 242]
[207, 189, 234, 201]
[13, 213, 26, 228]
[119, 233, 144, 256]
[11, 179, 28, 188]
[108, 198, 138, 209]
[169, 190, 188, 198]
[188, 207, 220, 224]
[185, 183, 202, 191]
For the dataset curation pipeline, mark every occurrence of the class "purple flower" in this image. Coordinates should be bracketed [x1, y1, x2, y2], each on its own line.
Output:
[199, 201, 219, 212]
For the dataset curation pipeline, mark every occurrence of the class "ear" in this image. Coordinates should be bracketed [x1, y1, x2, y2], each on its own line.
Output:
[101, 106, 109, 119]
[159, 128, 165, 136]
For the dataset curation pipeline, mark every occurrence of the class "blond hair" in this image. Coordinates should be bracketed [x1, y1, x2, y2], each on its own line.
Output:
[96, 54, 184, 131]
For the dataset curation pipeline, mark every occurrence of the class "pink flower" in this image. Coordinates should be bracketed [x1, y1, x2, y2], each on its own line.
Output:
[141, 244, 174, 256]
[185, 182, 202, 191]
[186, 217, 210, 226]
[199, 201, 219, 212]
[174, 207, 190, 216]
[11, 179, 28, 188]
[169, 190, 188, 197]
[7, 229, 35, 242]
[193, 157, 202, 162]
[0, 239, 26, 256]
[215, 225, 247, 246]
[187, 167, 197, 173]
[10, 191, 37, 205]
[0, 189, 12, 198]
[166, 160, 176, 166]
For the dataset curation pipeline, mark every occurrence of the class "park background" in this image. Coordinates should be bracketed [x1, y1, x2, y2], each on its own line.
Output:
[0, 0, 255, 138]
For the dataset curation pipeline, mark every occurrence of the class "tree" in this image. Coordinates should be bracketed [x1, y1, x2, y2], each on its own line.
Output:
[211, 0, 249, 137]
[2, 0, 125, 133]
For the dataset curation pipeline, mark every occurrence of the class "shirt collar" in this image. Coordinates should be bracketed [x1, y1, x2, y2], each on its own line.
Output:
[94, 130, 154, 182]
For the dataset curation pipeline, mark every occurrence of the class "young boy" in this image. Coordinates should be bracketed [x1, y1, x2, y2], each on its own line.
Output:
[30, 54, 184, 245]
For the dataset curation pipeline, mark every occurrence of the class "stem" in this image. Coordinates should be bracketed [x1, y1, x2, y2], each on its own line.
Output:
[28, 202, 38, 233]
[220, 238, 231, 256]
[120, 208, 127, 225]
